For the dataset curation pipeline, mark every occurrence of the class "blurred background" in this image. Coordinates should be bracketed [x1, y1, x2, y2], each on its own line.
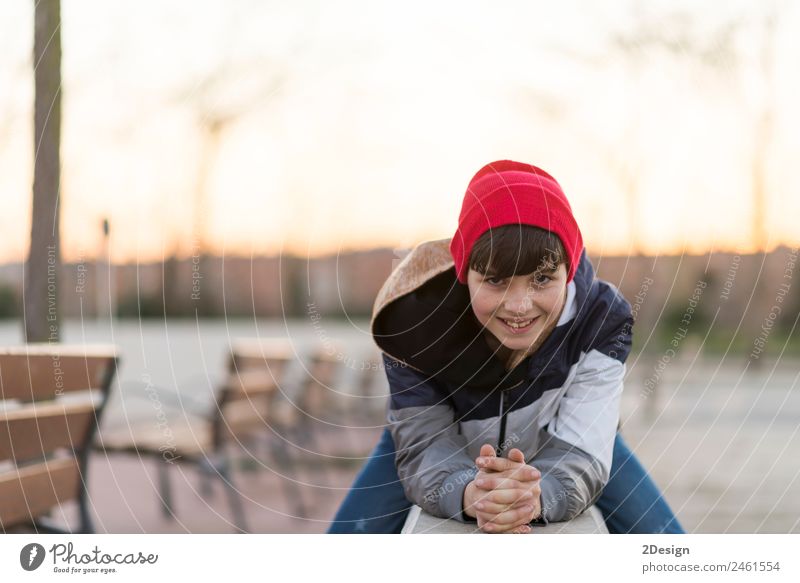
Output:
[0, 0, 798, 533]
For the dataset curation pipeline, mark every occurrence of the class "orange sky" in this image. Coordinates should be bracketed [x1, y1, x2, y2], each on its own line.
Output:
[1, 0, 798, 264]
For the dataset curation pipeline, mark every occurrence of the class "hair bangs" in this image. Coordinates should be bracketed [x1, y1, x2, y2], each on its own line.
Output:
[468, 224, 568, 280]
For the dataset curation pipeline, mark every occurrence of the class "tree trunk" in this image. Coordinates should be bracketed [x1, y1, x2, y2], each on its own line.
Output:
[25, 0, 62, 343]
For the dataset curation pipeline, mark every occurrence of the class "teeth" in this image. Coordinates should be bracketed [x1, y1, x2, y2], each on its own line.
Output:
[503, 318, 533, 328]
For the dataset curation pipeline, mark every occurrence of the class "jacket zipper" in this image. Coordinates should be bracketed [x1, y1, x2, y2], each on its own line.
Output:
[496, 380, 524, 456]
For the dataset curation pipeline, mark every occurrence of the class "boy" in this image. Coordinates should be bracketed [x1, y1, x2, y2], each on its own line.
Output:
[329, 160, 683, 534]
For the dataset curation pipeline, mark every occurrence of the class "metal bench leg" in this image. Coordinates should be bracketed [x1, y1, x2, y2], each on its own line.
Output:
[215, 458, 249, 533]
[295, 413, 331, 487]
[157, 461, 175, 520]
[290, 418, 333, 507]
[267, 430, 309, 518]
[78, 479, 95, 533]
[197, 457, 216, 498]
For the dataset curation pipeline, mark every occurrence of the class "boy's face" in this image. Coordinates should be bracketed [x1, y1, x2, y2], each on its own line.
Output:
[466, 261, 568, 353]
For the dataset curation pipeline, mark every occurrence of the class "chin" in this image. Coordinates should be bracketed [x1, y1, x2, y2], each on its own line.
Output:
[500, 336, 535, 350]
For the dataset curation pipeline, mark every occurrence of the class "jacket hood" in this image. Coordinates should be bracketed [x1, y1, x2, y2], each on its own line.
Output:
[370, 238, 598, 392]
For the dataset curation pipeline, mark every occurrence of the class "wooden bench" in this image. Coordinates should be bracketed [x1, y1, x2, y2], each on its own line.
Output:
[402, 505, 608, 534]
[95, 338, 300, 533]
[94, 339, 374, 531]
[0, 344, 118, 533]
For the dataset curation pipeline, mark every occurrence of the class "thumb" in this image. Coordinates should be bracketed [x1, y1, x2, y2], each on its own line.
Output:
[507, 448, 525, 464]
[479, 443, 496, 458]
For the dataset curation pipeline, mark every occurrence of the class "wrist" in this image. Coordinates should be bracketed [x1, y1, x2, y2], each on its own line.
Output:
[462, 481, 478, 518]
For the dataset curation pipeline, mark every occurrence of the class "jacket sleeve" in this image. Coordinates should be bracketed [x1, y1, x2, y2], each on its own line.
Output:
[533, 305, 633, 523]
[383, 353, 477, 521]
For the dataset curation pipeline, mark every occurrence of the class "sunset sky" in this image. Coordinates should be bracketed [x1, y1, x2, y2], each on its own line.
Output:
[1, 0, 798, 264]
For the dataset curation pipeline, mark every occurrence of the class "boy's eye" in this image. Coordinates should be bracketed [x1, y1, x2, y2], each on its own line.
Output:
[533, 274, 552, 285]
[485, 277, 505, 286]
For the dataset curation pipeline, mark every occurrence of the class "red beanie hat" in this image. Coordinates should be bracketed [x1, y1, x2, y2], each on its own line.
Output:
[450, 160, 584, 284]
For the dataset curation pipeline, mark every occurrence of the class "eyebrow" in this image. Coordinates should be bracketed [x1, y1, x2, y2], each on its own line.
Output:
[482, 267, 559, 279]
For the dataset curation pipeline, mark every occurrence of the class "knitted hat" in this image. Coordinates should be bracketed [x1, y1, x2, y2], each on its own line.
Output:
[449, 160, 584, 284]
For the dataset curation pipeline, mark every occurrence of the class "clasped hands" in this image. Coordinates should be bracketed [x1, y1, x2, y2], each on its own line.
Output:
[462, 444, 542, 534]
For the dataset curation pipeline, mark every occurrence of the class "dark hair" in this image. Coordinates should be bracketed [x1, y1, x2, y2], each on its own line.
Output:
[468, 224, 569, 279]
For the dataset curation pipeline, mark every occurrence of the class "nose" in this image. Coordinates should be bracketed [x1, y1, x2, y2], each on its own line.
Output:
[504, 292, 533, 315]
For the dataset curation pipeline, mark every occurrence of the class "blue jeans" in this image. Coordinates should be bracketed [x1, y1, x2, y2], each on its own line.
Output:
[328, 428, 684, 534]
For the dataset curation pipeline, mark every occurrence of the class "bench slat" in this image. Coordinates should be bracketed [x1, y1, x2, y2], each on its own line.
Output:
[229, 339, 295, 363]
[223, 369, 280, 400]
[0, 457, 80, 529]
[0, 400, 97, 462]
[97, 421, 209, 456]
[0, 352, 115, 401]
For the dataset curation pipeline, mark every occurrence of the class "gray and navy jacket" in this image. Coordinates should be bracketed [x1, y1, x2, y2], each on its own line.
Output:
[370, 238, 634, 523]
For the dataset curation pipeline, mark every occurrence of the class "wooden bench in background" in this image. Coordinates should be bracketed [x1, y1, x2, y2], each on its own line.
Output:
[93, 338, 385, 532]
[94, 338, 347, 532]
[0, 344, 118, 533]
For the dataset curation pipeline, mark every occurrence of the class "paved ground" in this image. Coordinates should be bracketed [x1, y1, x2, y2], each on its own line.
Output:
[47, 422, 382, 534]
[620, 357, 800, 533]
[84, 431, 380, 534]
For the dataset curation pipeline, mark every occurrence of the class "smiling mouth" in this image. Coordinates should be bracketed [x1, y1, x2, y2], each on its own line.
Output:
[498, 316, 539, 332]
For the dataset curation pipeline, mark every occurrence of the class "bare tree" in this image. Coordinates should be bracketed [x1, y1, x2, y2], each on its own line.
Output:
[606, 6, 784, 366]
[608, 11, 738, 254]
[750, 10, 777, 253]
[608, 6, 780, 253]
[166, 60, 287, 316]
[24, 0, 62, 342]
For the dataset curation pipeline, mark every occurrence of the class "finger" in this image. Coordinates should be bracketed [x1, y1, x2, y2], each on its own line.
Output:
[482, 506, 533, 532]
[498, 465, 541, 482]
[476, 459, 541, 483]
[472, 499, 512, 515]
[479, 518, 514, 534]
[507, 448, 526, 464]
[475, 468, 540, 490]
[475, 456, 523, 473]
[475, 490, 536, 514]
[518, 465, 541, 482]
[479, 510, 533, 533]
[475, 473, 539, 491]
[512, 524, 532, 534]
[479, 443, 496, 459]
[485, 504, 535, 527]
[485, 488, 535, 506]
[474, 476, 525, 491]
